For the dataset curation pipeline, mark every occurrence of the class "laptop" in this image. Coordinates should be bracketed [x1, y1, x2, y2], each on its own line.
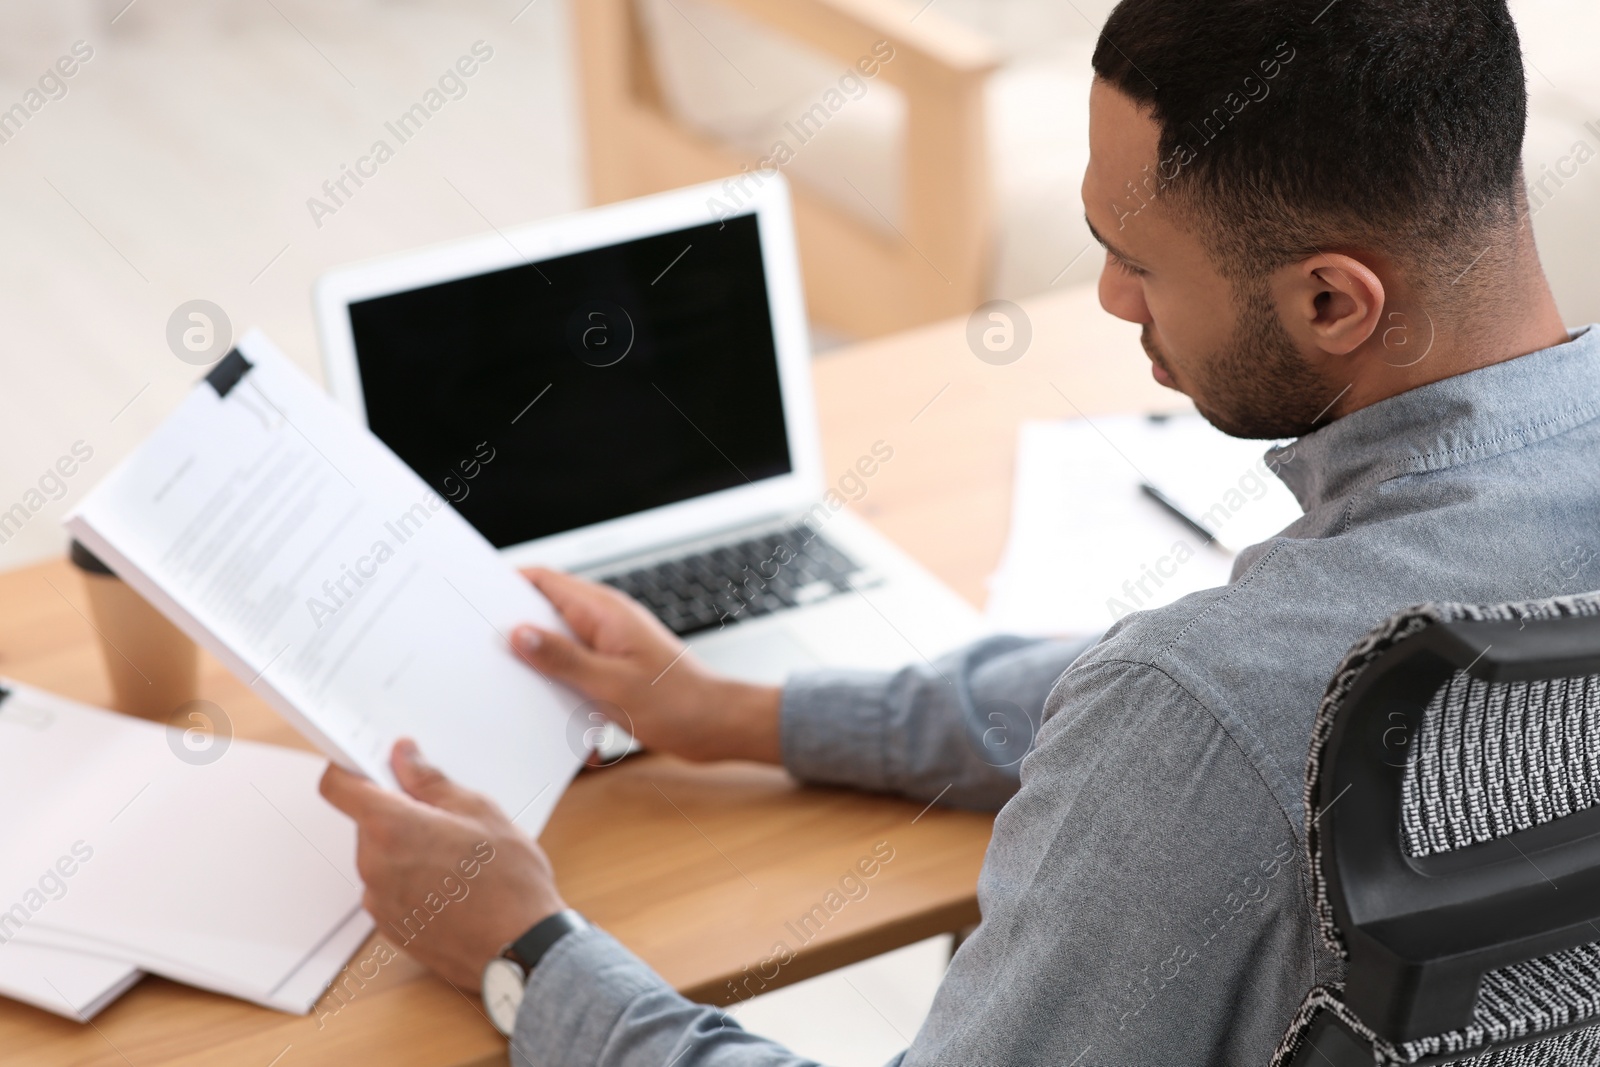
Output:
[312, 175, 984, 693]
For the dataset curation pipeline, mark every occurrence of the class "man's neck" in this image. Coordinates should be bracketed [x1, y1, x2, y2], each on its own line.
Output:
[1332, 262, 1569, 421]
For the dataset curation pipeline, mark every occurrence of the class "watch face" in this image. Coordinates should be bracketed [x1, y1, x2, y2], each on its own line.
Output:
[482, 958, 526, 1036]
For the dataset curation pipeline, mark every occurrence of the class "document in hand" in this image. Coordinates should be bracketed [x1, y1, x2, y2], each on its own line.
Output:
[66, 330, 586, 834]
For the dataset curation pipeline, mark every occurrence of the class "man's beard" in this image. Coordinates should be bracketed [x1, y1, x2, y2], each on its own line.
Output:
[1147, 283, 1336, 440]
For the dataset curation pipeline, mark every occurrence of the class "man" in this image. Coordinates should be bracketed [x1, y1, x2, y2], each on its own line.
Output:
[321, 0, 1600, 1062]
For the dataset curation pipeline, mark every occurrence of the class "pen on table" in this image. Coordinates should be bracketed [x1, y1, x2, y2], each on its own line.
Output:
[1139, 482, 1228, 552]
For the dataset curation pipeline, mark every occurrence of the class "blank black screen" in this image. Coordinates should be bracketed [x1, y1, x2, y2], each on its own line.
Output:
[348, 215, 793, 548]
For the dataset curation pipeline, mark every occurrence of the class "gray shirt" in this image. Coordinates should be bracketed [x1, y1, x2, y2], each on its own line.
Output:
[513, 326, 1600, 1066]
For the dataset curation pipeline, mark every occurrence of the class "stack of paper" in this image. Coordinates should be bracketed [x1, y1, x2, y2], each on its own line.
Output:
[985, 413, 1302, 637]
[0, 940, 141, 1023]
[0, 680, 371, 1021]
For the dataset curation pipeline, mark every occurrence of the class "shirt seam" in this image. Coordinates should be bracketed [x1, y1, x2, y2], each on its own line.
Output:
[1162, 400, 1600, 652]
[1400, 403, 1597, 470]
[1076, 655, 1304, 845]
[1158, 540, 1290, 658]
[1073, 657, 1329, 1007]
[1079, 649, 1343, 1002]
[1301, 400, 1600, 509]
[942, 656, 1308, 1060]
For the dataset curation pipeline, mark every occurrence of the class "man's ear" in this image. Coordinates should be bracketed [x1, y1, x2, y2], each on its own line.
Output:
[1278, 252, 1386, 357]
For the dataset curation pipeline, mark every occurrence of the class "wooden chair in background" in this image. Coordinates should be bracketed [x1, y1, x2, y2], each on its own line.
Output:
[571, 0, 1002, 339]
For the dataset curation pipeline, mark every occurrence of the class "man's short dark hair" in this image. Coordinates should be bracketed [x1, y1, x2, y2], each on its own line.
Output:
[1092, 0, 1528, 292]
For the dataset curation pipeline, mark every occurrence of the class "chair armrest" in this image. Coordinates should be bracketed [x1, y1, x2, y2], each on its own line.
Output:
[572, 0, 1005, 331]
[701, 0, 1001, 299]
[711, 0, 1001, 89]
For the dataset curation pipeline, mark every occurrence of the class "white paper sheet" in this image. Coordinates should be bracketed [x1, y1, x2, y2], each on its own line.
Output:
[66, 331, 585, 834]
[0, 681, 368, 1012]
[985, 415, 1301, 637]
[0, 940, 141, 1022]
[1130, 412, 1302, 553]
[17, 909, 377, 1016]
[268, 906, 375, 1014]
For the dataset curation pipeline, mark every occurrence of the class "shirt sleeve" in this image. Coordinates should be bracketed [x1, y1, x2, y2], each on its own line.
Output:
[899, 658, 1322, 1065]
[778, 633, 1099, 810]
[511, 658, 1324, 1067]
[512, 924, 832, 1067]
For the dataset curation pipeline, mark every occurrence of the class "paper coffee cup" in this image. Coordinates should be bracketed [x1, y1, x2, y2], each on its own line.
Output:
[71, 540, 199, 721]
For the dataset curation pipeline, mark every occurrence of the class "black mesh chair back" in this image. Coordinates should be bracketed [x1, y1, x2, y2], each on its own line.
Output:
[1271, 594, 1600, 1066]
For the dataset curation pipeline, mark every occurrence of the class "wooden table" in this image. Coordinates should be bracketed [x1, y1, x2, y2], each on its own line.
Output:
[0, 283, 1175, 1066]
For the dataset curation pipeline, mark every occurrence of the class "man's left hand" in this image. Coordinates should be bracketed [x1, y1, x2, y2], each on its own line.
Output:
[320, 739, 566, 992]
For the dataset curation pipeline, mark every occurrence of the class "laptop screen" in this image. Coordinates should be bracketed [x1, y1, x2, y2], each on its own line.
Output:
[347, 214, 794, 549]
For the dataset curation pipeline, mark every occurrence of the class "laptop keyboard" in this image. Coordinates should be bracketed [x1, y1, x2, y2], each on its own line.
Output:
[600, 525, 864, 637]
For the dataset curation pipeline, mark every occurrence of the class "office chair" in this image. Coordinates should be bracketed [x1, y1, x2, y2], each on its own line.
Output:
[1271, 594, 1600, 1066]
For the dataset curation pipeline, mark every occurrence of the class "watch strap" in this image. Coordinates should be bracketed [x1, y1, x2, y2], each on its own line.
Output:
[502, 909, 588, 973]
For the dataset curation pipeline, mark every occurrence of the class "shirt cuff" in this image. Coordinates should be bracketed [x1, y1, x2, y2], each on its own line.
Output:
[779, 668, 893, 793]
[511, 923, 662, 1066]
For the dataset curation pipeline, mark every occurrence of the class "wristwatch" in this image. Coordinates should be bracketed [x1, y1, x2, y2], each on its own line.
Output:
[481, 909, 589, 1036]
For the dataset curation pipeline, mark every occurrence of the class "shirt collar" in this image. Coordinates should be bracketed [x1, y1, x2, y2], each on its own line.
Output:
[1267, 326, 1600, 512]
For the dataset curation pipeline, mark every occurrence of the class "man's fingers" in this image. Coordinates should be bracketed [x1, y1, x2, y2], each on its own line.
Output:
[511, 624, 608, 694]
[320, 762, 399, 821]
[390, 739, 496, 818]
[523, 568, 617, 643]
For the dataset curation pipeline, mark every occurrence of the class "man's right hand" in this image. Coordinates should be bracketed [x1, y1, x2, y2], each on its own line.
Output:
[512, 568, 782, 765]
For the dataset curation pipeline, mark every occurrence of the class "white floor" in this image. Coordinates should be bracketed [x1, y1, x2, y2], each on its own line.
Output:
[725, 936, 951, 1066]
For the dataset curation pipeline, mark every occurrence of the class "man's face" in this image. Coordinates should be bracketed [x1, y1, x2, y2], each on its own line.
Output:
[1081, 80, 1331, 439]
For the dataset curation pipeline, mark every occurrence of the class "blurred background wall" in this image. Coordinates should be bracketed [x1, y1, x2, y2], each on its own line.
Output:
[2, 0, 1598, 572]
[0, 0, 584, 570]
